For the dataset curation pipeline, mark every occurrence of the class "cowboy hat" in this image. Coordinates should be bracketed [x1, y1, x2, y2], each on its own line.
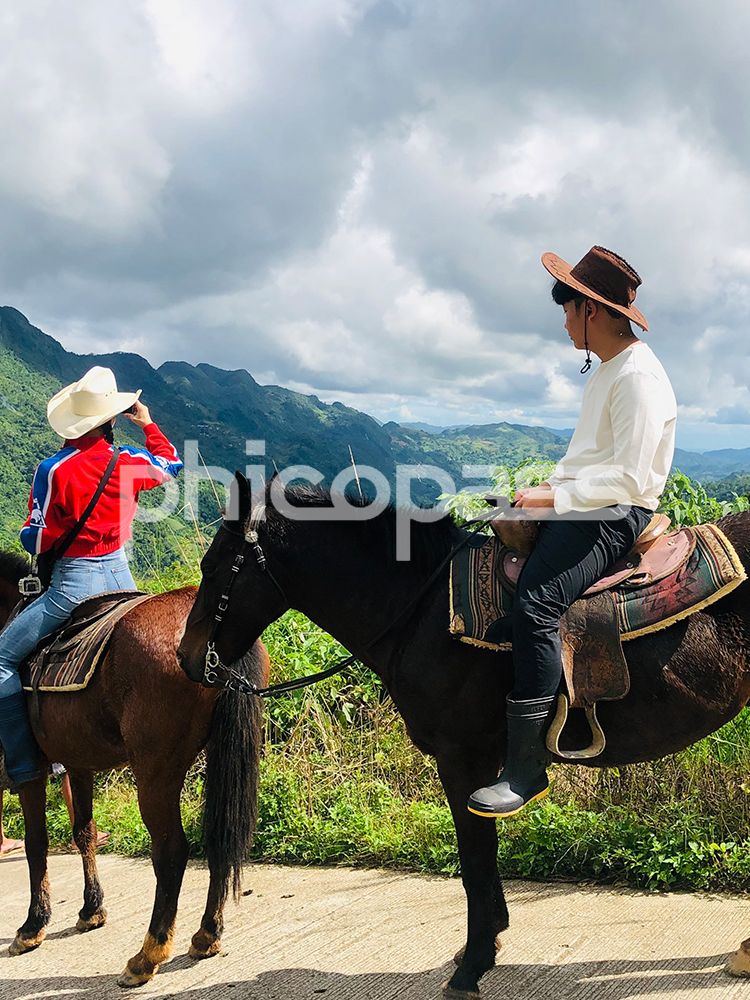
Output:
[47, 366, 142, 439]
[541, 245, 649, 332]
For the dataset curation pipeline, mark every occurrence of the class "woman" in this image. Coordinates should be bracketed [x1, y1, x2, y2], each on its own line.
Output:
[0, 366, 183, 790]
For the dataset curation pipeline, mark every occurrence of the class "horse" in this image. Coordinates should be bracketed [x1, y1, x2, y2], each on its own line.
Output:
[177, 475, 750, 999]
[0, 551, 268, 988]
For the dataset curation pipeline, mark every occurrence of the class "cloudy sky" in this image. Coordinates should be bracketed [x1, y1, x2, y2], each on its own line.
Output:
[3, 1, 750, 451]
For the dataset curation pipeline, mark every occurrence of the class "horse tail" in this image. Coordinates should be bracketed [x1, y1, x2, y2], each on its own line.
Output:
[203, 641, 268, 905]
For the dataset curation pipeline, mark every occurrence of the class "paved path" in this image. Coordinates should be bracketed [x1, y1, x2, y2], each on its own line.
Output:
[2, 852, 750, 999]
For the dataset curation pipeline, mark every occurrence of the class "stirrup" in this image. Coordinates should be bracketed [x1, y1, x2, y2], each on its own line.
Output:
[545, 693, 606, 760]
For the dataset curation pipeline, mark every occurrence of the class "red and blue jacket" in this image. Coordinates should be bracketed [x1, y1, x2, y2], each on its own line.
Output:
[20, 423, 183, 557]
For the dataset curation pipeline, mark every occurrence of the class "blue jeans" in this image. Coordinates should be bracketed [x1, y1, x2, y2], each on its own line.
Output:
[0, 549, 136, 699]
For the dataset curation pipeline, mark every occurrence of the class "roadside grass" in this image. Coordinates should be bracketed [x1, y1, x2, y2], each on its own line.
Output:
[3, 467, 750, 891]
[6, 611, 750, 892]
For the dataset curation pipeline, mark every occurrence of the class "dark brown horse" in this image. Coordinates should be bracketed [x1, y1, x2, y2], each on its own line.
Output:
[178, 477, 750, 998]
[0, 552, 268, 988]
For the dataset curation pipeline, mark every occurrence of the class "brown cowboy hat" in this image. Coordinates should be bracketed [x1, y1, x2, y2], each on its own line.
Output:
[541, 245, 648, 332]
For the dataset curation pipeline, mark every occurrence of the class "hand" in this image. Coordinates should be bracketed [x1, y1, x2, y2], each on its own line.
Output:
[515, 486, 555, 510]
[513, 482, 552, 504]
[123, 399, 152, 430]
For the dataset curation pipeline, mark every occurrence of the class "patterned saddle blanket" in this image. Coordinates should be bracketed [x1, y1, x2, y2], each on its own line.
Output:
[21, 591, 153, 693]
[449, 522, 746, 759]
[449, 522, 746, 651]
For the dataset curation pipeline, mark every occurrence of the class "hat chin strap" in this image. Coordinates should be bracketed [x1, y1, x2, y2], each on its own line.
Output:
[579, 301, 592, 374]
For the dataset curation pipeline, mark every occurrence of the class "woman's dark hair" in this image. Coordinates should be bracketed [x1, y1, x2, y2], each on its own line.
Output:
[102, 419, 115, 445]
[551, 280, 631, 326]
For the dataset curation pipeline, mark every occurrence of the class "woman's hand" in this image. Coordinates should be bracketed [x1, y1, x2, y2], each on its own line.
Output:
[123, 400, 152, 430]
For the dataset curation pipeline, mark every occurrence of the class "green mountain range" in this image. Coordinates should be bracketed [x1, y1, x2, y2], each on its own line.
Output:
[0, 306, 747, 575]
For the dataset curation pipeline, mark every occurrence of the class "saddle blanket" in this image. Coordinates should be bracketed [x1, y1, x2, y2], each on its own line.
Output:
[449, 522, 746, 652]
[21, 591, 153, 693]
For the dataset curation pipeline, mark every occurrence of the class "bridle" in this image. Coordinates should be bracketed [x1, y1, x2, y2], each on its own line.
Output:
[200, 500, 495, 698]
[202, 501, 361, 697]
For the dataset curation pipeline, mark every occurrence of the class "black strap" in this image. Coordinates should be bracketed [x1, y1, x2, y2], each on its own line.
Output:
[50, 446, 121, 561]
[227, 513, 492, 699]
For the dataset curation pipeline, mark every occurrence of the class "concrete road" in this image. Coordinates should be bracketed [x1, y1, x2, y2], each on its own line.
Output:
[2, 852, 750, 999]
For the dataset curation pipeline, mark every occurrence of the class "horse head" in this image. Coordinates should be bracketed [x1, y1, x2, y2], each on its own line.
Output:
[177, 471, 288, 686]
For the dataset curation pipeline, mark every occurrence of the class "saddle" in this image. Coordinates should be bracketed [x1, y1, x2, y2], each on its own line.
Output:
[461, 505, 736, 761]
[492, 511, 694, 596]
[22, 591, 152, 694]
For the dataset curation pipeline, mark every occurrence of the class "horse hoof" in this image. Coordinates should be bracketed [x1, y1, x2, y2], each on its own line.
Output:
[441, 982, 482, 1000]
[188, 939, 222, 960]
[117, 966, 156, 989]
[8, 931, 45, 956]
[76, 909, 107, 932]
[725, 940, 750, 977]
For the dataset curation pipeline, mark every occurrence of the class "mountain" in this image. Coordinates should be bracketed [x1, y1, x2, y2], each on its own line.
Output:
[384, 421, 570, 477]
[672, 447, 750, 481]
[0, 305, 747, 573]
[0, 308, 570, 511]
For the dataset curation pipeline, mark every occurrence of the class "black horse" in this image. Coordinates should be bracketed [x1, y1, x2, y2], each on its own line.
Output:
[178, 475, 750, 998]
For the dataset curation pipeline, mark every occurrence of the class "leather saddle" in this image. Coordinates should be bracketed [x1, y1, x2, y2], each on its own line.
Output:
[485, 501, 695, 761]
[490, 507, 695, 596]
[22, 590, 151, 694]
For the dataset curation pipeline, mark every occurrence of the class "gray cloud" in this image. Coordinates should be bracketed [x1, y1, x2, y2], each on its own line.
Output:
[2, 1, 750, 450]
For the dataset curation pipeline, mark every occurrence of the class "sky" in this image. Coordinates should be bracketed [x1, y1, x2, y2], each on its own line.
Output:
[2, 1, 750, 453]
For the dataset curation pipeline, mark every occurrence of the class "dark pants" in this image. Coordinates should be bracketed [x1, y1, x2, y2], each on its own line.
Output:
[511, 505, 654, 700]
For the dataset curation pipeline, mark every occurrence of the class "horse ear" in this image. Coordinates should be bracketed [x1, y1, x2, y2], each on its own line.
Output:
[230, 470, 251, 523]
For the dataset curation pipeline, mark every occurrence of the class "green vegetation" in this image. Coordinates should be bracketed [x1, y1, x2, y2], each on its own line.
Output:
[4, 463, 750, 893]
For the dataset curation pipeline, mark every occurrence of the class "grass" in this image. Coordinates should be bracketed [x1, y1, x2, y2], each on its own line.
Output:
[6, 615, 750, 892]
[3, 467, 750, 892]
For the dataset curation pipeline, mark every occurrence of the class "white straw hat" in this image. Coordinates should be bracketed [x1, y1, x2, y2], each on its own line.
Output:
[47, 366, 142, 439]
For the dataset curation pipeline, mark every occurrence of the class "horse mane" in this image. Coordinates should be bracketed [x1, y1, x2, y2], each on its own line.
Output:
[718, 510, 750, 570]
[0, 549, 30, 583]
[269, 483, 464, 576]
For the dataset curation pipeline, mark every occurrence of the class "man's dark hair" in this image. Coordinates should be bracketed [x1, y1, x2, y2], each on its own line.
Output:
[102, 419, 115, 445]
[551, 280, 632, 328]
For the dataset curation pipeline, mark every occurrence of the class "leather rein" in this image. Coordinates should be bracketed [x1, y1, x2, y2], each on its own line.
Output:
[201, 502, 492, 698]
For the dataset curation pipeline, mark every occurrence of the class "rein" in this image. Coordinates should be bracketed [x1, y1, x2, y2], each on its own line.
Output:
[202, 505, 494, 698]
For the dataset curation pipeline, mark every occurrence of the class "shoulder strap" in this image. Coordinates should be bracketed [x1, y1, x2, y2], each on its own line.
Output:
[53, 446, 121, 560]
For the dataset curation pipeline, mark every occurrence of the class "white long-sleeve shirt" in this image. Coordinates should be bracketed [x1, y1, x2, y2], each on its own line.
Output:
[548, 342, 676, 514]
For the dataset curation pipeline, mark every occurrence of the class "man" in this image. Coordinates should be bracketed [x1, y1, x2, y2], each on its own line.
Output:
[468, 246, 677, 819]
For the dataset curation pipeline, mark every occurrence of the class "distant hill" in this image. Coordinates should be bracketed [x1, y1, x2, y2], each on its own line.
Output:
[0, 305, 747, 573]
[672, 446, 750, 481]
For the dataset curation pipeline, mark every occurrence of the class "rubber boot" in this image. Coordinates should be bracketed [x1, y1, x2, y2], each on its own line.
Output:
[467, 695, 556, 819]
[0, 692, 41, 790]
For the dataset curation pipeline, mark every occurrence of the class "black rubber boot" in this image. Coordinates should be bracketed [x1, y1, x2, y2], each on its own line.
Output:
[467, 695, 556, 819]
[0, 692, 41, 791]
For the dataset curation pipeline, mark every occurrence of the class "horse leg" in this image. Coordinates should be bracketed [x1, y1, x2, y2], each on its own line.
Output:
[437, 754, 507, 999]
[118, 764, 189, 988]
[67, 768, 107, 932]
[189, 869, 225, 960]
[9, 775, 51, 955]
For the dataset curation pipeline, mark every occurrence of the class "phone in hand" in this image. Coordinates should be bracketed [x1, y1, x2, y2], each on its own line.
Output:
[122, 403, 139, 415]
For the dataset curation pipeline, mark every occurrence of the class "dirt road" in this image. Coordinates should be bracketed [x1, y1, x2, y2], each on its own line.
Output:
[2, 853, 749, 998]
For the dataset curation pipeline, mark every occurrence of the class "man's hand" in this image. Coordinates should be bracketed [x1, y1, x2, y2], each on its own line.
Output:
[514, 485, 555, 510]
[123, 399, 152, 430]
